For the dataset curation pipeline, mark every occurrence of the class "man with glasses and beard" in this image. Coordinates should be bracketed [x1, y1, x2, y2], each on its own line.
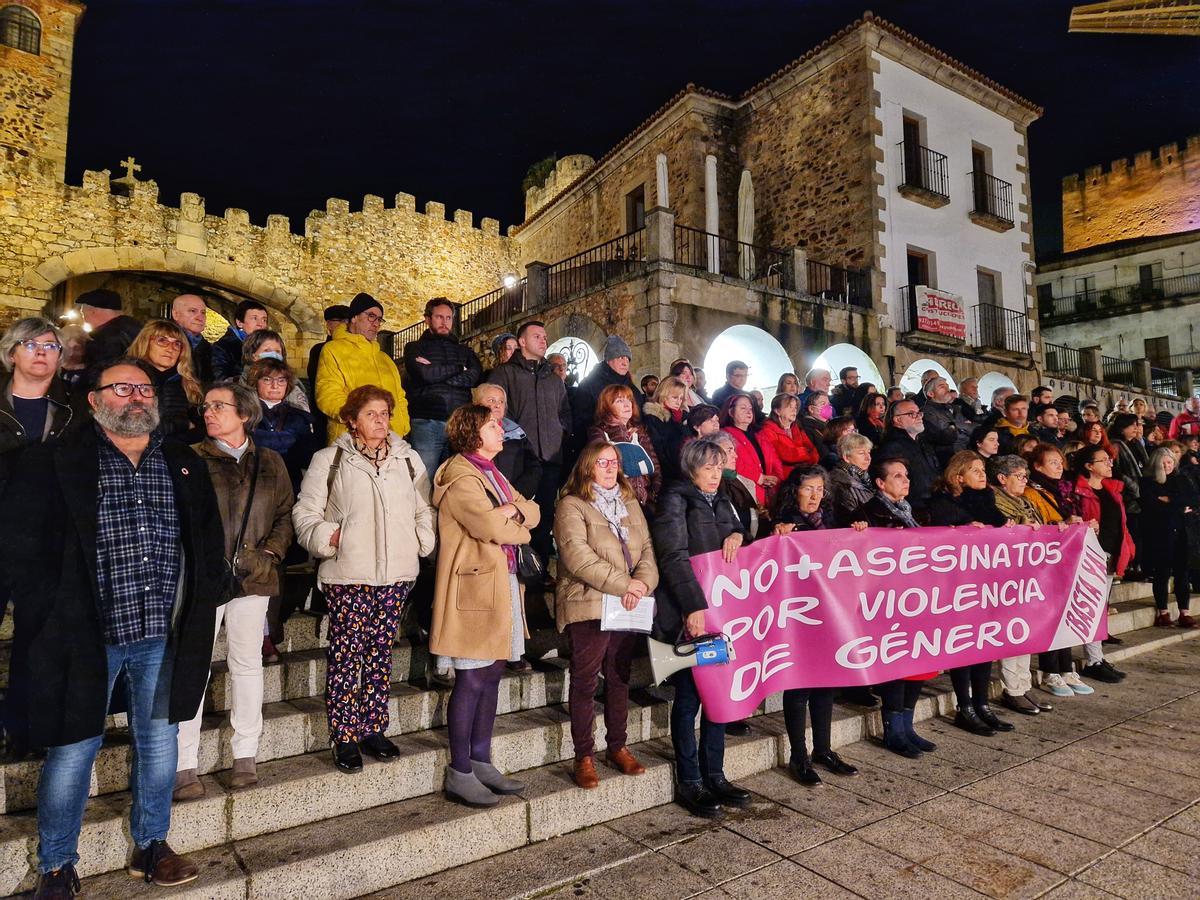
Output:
[0, 358, 229, 898]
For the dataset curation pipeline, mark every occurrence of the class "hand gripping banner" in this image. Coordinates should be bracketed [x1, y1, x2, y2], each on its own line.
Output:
[689, 524, 1111, 722]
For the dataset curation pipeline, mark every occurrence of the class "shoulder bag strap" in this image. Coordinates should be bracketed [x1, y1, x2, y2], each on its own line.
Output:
[233, 450, 261, 561]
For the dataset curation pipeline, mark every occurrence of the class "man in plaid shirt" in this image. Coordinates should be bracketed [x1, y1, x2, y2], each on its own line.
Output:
[1, 359, 229, 898]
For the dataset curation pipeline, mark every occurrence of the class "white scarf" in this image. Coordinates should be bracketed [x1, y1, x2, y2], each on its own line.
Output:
[591, 482, 630, 543]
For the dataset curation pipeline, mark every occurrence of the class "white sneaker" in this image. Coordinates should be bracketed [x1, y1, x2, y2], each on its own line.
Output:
[1043, 673, 1073, 697]
[1063, 671, 1095, 695]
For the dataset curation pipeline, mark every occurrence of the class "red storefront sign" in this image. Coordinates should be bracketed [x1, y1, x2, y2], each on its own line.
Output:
[915, 286, 966, 340]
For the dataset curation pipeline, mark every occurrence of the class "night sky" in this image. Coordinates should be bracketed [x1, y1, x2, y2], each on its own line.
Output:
[65, 1, 1200, 258]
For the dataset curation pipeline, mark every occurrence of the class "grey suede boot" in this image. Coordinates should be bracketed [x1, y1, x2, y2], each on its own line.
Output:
[471, 760, 525, 795]
[229, 757, 258, 789]
[444, 765, 499, 807]
[172, 769, 204, 802]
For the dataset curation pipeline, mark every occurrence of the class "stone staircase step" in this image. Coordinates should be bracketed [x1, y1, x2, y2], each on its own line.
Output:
[0, 658, 589, 815]
[30, 616, 1196, 897]
[0, 696, 675, 895]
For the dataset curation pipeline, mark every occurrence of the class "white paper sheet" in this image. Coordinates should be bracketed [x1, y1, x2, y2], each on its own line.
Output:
[600, 593, 655, 633]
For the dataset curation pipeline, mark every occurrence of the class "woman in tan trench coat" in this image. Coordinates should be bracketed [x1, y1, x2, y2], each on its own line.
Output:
[430, 403, 539, 808]
[554, 440, 658, 790]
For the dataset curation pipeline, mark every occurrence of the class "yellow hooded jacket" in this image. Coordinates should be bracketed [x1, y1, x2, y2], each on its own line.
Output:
[314, 326, 409, 443]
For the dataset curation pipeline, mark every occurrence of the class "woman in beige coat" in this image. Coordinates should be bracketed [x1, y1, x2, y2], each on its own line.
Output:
[430, 404, 539, 807]
[554, 440, 659, 789]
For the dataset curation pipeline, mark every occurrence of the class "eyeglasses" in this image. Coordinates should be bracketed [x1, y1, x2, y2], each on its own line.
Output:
[198, 400, 236, 414]
[594, 458, 621, 470]
[257, 376, 290, 386]
[362, 312, 385, 325]
[98, 382, 155, 398]
[151, 335, 183, 350]
[19, 340, 61, 354]
[896, 410, 923, 418]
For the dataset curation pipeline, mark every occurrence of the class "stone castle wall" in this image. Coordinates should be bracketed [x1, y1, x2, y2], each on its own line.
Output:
[0, 157, 518, 344]
[1062, 135, 1200, 252]
[0, 0, 82, 182]
[736, 41, 875, 269]
[512, 99, 734, 267]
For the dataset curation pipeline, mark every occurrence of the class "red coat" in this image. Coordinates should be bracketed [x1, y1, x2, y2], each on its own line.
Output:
[1169, 410, 1200, 440]
[721, 425, 781, 505]
[757, 419, 818, 479]
[1073, 474, 1135, 577]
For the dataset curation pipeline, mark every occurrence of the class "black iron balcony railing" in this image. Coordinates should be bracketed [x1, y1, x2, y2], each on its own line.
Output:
[672, 224, 786, 288]
[546, 228, 646, 304]
[970, 170, 1014, 224]
[1168, 350, 1200, 371]
[806, 259, 872, 308]
[1151, 367, 1183, 397]
[1039, 271, 1200, 319]
[1044, 342, 1082, 378]
[1101, 355, 1134, 385]
[898, 141, 950, 200]
[970, 304, 1030, 355]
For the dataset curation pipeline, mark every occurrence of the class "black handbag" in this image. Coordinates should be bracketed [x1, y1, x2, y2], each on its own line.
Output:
[482, 481, 544, 582]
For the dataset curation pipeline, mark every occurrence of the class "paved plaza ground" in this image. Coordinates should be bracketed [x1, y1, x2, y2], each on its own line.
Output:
[386, 638, 1200, 900]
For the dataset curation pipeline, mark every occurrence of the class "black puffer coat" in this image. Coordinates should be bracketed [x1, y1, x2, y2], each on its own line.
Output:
[650, 479, 748, 643]
[402, 329, 483, 421]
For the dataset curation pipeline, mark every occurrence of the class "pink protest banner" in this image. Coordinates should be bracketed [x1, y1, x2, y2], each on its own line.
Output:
[689, 524, 1110, 723]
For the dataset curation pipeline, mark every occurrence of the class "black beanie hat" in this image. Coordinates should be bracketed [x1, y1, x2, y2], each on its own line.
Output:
[347, 292, 383, 319]
[76, 288, 122, 311]
[324, 304, 352, 321]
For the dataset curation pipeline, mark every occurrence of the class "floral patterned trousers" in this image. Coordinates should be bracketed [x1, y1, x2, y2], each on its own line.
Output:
[324, 581, 413, 744]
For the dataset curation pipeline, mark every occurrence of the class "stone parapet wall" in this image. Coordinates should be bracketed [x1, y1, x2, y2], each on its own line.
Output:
[0, 156, 517, 344]
[1062, 135, 1200, 252]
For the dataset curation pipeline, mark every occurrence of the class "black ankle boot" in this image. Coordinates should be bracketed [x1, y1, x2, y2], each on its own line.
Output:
[332, 740, 363, 773]
[954, 705, 995, 736]
[973, 703, 1014, 732]
[676, 782, 722, 818]
[706, 774, 751, 808]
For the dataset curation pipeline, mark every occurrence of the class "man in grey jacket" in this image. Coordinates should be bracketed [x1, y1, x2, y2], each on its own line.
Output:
[486, 320, 570, 572]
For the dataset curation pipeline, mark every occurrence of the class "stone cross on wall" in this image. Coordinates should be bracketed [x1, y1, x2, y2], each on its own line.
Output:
[119, 156, 141, 181]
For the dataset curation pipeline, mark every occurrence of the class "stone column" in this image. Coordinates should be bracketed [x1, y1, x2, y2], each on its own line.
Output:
[644, 207, 675, 264]
[786, 246, 808, 293]
[1180, 369, 1196, 399]
[656, 153, 670, 209]
[1132, 358, 1152, 392]
[704, 154, 719, 275]
[1081, 347, 1103, 382]
[524, 261, 549, 312]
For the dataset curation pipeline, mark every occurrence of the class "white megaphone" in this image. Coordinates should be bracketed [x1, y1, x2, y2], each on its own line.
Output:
[648, 633, 735, 685]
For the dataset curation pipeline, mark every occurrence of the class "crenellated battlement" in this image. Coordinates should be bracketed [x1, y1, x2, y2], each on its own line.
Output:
[0, 153, 519, 338]
[1061, 134, 1200, 252]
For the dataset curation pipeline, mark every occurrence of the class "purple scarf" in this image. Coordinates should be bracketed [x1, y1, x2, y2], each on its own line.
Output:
[464, 453, 517, 574]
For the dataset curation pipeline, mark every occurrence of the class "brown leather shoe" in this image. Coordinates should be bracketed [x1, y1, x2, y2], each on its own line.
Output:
[573, 755, 600, 789]
[606, 746, 646, 776]
[1177, 613, 1198, 629]
[128, 840, 199, 886]
[1154, 611, 1173, 627]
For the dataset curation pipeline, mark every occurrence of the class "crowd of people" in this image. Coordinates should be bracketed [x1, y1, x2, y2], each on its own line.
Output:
[2, 289, 1198, 897]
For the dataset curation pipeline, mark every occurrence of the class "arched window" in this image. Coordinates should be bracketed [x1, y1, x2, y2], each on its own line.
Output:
[0, 5, 40, 55]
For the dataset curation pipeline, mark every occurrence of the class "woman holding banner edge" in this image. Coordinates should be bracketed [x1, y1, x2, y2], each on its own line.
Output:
[652, 437, 751, 818]
[858, 456, 940, 758]
[772, 465, 862, 784]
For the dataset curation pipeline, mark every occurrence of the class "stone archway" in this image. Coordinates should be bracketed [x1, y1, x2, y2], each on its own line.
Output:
[703, 324, 794, 404]
[977, 371, 1018, 405]
[900, 358, 957, 395]
[813, 343, 886, 392]
[545, 311, 607, 386]
[20, 245, 322, 354]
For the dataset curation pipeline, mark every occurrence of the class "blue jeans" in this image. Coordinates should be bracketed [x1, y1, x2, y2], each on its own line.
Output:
[409, 418, 448, 477]
[37, 638, 177, 873]
[668, 668, 725, 786]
